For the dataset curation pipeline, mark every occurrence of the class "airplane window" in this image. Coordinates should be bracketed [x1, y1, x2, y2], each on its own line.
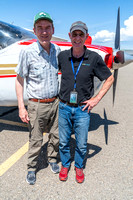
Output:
[0, 21, 37, 50]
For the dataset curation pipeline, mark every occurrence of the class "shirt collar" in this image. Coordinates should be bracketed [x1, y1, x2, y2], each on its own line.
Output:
[69, 45, 89, 60]
[36, 41, 55, 55]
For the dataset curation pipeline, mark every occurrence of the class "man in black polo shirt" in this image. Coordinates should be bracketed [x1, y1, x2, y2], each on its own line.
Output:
[58, 21, 114, 183]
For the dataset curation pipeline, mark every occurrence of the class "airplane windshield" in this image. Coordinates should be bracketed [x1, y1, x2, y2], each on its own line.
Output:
[0, 21, 37, 50]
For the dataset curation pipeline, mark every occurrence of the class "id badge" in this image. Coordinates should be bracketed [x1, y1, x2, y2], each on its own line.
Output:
[70, 90, 78, 104]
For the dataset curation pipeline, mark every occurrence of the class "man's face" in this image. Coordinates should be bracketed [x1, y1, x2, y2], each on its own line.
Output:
[69, 30, 88, 49]
[33, 20, 54, 45]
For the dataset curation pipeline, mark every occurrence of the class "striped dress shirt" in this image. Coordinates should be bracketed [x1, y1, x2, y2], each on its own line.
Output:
[16, 41, 61, 99]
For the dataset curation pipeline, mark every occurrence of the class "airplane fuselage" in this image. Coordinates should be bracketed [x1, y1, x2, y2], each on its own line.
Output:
[0, 21, 113, 106]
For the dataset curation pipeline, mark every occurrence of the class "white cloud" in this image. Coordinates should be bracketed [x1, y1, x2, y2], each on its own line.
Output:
[121, 16, 133, 40]
[92, 30, 114, 43]
[92, 15, 133, 46]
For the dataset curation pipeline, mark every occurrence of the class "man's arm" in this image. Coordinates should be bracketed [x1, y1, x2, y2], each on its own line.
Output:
[15, 74, 29, 123]
[82, 74, 114, 112]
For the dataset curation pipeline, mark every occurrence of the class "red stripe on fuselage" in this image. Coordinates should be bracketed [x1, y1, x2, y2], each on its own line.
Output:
[18, 39, 112, 55]
[0, 75, 17, 78]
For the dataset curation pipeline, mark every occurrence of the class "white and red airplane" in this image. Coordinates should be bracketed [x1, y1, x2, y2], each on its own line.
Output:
[0, 8, 132, 107]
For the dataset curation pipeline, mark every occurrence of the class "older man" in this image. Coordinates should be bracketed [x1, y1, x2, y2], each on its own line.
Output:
[15, 12, 60, 185]
[58, 21, 114, 183]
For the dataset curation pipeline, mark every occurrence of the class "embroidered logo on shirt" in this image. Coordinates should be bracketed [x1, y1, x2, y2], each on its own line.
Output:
[82, 63, 90, 66]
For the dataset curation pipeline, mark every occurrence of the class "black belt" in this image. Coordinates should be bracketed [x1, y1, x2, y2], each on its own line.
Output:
[60, 99, 85, 107]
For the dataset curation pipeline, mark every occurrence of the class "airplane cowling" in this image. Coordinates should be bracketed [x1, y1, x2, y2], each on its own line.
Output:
[85, 36, 92, 45]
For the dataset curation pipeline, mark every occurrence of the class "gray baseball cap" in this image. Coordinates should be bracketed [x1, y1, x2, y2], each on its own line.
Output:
[70, 21, 88, 34]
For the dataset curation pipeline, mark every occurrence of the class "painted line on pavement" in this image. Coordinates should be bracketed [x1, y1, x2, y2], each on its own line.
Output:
[0, 119, 28, 127]
[0, 142, 29, 176]
[0, 133, 46, 176]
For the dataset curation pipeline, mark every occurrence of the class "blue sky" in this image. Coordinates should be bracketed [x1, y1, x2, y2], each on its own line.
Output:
[0, 0, 133, 49]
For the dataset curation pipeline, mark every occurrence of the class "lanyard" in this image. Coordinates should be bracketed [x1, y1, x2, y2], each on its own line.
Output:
[71, 58, 83, 89]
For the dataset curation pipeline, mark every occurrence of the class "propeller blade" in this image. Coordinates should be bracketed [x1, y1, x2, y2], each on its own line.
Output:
[103, 109, 108, 145]
[115, 7, 120, 50]
[113, 69, 118, 104]
[113, 7, 120, 104]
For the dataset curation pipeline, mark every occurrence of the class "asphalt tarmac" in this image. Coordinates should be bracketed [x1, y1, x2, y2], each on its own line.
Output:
[0, 63, 133, 200]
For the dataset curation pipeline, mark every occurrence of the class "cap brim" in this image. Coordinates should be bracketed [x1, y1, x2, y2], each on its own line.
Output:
[34, 17, 53, 24]
[70, 27, 86, 34]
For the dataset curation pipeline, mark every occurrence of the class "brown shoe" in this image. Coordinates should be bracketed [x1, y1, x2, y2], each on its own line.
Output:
[75, 167, 84, 183]
[59, 166, 69, 181]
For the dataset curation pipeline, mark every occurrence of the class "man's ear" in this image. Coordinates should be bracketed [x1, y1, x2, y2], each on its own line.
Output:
[52, 26, 55, 35]
[68, 32, 71, 39]
[33, 27, 36, 35]
[86, 33, 89, 40]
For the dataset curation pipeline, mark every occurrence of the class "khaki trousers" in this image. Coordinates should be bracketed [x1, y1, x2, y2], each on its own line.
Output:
[27, 98, 59, 171]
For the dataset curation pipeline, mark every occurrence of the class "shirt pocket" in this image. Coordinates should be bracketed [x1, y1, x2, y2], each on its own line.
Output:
[29, 63, 47, 80]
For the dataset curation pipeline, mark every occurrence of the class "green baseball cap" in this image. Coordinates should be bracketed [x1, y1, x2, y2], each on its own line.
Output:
[34, 11, 53, 24]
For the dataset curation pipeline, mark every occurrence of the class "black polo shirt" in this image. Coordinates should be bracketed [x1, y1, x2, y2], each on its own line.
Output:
[58, 46, 112, 104]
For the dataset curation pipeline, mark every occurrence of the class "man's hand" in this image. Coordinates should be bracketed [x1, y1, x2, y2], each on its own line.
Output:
[15, 74, 30, 123]
[82, 74, 114, 113]
[19, 107, 29, 124]
[82, 96, 99, 113]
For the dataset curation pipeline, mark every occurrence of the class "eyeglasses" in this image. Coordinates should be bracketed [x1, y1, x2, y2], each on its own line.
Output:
[71, 33, 85, 38]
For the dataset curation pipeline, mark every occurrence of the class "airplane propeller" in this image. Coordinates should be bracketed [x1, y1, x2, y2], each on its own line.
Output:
[113, 7, 133, 104]
[113, 7, 121, 104]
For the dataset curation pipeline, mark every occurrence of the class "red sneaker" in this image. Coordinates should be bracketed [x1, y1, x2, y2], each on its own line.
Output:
[75, 167, 84, 183]
[59, 166, 69, 181]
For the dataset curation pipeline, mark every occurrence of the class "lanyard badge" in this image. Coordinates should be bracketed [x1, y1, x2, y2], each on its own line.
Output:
[69, 58, 83, 104]
[70, 90, 78, 104]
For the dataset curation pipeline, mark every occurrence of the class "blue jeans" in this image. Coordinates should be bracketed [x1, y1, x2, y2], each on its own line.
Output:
[59, 101, 90, 168]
